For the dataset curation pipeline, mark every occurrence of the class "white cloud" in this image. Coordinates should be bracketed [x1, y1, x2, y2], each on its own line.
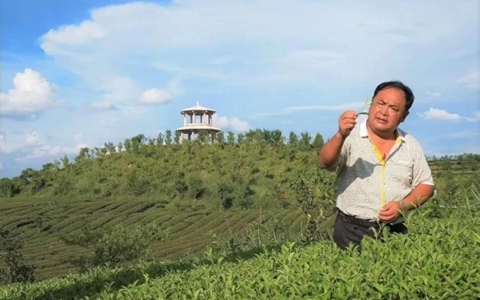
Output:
[42, 20, 104, 48]
[458, 69, 480, 90]
[419, 108, 462, 121]
[90, 99, 117, 111]
[26, 132, 40, 145]
[15, 143, 89, 162]
[1, 131, 88, 162]
[418, 107, 479, 122]
[252, 101, 365, 119]
[139, 88, 172, 104]
[38, 0, 478, 89]
[0, 68, 57, 118]
[0, 133, 22, 153]
[213, 115, 250, 132]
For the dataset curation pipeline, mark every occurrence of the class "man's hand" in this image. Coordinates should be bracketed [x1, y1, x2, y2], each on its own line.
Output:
[338, 110, 358, 138]
[378, 201, 402, 223]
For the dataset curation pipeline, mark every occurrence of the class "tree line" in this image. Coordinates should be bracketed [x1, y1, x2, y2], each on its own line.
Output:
[0, 128, 478, 208]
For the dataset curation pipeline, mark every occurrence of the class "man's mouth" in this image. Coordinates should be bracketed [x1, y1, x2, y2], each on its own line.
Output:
[376, 117, 387, 124]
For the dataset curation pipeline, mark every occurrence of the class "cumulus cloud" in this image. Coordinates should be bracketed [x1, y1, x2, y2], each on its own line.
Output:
[213, 115, 250, 132]
[0, 68, 58, 118]
[42, 20, 104, 48]
[37, 0, 478, 89]
[419, 108, 461, 121]
[458, 69, 480, 90]
[418, 107, 479, 122]
[139, 88, 172, 104]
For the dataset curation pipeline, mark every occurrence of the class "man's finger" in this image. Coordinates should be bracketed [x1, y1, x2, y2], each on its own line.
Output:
[379, 209, 395, 218]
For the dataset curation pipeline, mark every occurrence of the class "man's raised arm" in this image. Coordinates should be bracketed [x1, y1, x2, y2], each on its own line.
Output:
[319, 110, 357, 171]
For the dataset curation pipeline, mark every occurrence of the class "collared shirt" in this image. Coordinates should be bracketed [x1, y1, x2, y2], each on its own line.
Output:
[335, 119, 434, 221]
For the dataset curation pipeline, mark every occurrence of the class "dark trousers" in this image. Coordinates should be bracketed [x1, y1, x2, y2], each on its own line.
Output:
[333, 209, 408, 250]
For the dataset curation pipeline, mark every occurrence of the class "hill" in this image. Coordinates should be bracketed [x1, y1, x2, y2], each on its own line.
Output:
[0, 129, 479, 284]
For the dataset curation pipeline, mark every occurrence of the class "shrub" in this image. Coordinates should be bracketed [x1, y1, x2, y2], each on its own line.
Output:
[0, 224, 36, 284]
[60, 222, 167, 272]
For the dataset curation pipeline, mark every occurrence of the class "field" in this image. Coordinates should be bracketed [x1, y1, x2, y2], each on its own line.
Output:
[0, 197, 307, 281]
[1, 186, 479, 299]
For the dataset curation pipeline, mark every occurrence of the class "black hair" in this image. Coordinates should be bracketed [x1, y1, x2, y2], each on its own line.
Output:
[373, 80, 414, 112]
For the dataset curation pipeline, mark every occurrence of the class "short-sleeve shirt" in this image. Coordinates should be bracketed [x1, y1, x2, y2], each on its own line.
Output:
[335, 119, 434, 221]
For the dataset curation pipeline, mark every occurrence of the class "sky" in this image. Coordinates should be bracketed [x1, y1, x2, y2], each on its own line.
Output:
[1, 0, 479, 178]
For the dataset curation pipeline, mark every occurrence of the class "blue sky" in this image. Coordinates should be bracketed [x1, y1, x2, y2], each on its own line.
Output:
[1, 0, 479, 178]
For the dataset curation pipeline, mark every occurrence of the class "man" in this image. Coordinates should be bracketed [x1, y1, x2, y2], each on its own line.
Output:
[319, 80, 435, 250]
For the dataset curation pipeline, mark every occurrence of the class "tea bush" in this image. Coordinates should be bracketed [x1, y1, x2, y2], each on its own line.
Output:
[2, 192, 479, 300]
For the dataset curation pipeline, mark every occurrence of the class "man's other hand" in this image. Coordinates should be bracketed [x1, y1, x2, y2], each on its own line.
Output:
[378, 201, 401, 222]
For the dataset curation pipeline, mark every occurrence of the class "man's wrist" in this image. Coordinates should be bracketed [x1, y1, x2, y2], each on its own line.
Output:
[400, 199, 408, 214]
[334, 131, 347, 141]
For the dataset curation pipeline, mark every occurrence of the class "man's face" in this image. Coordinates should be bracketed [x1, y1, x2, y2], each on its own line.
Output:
[367, 87, 408, 134]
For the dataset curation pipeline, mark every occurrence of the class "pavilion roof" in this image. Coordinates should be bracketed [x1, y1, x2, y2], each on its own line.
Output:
[181, 101, 215, 113]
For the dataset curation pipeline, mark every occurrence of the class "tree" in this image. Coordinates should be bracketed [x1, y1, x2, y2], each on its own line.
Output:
[0, 178, 14, 197]
[187, 174, 205, 200]
[270, 129, 283, 146]
[124, 139, 132, 152]
[216, 131, 225, 145]
[174, 131, 181, 144]
[61, 155, 70, 169]
[104, 142, 116, 154]
[75, 147, 90, 163]
[131, 134, 146, 153]
[299, 132, 312, 150]
[227, 131, 235, 145]
[156, 133, 164, 146]
[19, 168, 36, 185]
[165, 130, 172, 146]
[312, 133, 324, 149]
[237, 133, 245, 144]
[288, 131, 298, 146]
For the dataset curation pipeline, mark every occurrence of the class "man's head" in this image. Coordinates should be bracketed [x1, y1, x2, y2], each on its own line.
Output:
[373, 81, 415, 112]
[367, 81, 415, 137]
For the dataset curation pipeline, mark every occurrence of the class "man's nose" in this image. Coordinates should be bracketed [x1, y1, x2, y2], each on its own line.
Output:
[379, 106, 388, 115]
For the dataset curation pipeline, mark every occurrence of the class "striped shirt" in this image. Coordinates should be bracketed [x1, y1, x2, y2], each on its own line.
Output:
[335, 119, 434, 221]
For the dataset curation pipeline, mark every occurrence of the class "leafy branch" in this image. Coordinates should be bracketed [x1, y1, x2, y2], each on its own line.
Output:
[358, 97, 371, 115]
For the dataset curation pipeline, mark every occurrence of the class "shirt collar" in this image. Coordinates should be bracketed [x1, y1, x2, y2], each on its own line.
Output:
[359, 118, 406, 143]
